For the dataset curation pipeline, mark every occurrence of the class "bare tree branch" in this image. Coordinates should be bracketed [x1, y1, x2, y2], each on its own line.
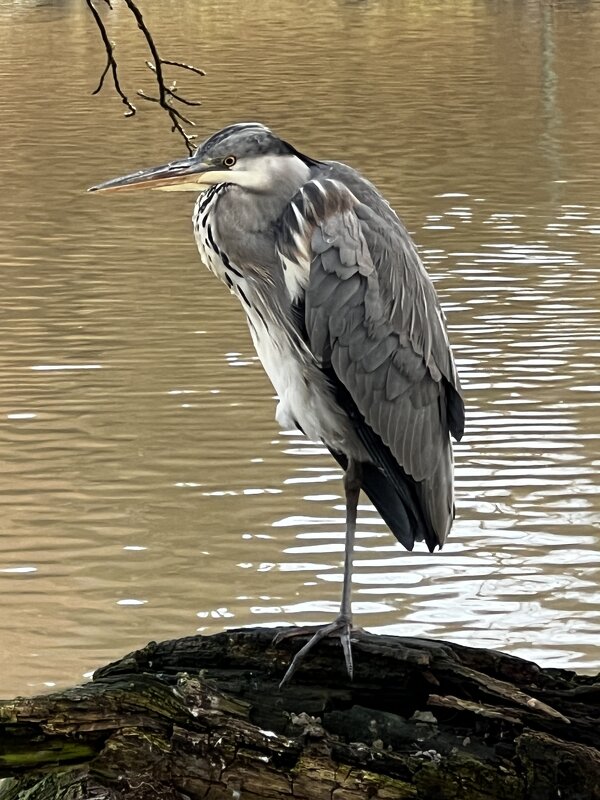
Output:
[86, 0, 136, 117]
[86, 0, 204, 153]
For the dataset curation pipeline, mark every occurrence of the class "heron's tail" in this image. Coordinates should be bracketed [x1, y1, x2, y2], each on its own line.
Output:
[359, 462, 421, 550]
[327, 447, 452, 553]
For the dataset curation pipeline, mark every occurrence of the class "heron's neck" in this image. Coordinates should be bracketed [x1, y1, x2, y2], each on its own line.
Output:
[223, 156, 311, 230]
[207, 156, 310, 268]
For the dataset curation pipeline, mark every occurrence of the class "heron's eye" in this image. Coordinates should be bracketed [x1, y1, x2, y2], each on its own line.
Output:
[223, 155, 236, 168]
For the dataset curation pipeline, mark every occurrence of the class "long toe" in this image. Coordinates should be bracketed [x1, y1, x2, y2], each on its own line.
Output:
[277, 617, 354, 688]
[273, 625, 326, 646]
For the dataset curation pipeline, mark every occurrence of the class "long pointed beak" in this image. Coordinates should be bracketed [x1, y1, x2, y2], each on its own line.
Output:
[88, 155, 212, 194]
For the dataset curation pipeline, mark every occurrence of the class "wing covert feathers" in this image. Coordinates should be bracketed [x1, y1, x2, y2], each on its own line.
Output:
[278, 175, 465, 550]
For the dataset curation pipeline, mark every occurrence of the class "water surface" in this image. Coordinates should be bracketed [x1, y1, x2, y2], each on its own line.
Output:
[0, 0, 599, 696]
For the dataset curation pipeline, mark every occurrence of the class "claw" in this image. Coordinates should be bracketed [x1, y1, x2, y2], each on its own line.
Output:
[340, 627, 354, 679]
[277, 617, 354, 688]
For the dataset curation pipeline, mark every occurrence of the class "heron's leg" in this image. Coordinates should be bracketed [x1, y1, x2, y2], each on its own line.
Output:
[278, 458, 362, 688]
[340, 456, 361, 617]
[337, 457, 361, 670]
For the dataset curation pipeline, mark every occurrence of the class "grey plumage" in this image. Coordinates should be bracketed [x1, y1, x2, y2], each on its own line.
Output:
[277, 172, 463, 550]
[90, 122, 465, 684]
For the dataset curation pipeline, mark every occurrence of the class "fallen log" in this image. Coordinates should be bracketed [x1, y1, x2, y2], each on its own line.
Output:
[0, 627, 598, 799]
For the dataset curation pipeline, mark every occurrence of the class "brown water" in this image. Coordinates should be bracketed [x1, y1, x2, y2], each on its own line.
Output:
[0, 0, 599, 697]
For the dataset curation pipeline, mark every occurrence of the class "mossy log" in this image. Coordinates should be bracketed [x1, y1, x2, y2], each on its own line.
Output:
[0, 628, 598, 799]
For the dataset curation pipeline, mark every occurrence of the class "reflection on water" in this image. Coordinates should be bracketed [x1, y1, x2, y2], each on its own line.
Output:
[0, 0, 599, 696]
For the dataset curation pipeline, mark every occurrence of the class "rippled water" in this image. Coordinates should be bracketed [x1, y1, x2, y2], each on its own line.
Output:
[0, 0, 599, 696]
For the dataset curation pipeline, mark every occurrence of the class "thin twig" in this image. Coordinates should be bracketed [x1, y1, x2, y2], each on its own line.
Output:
[161, 59, 206, 77]
[143, 63, 200, 104]
[86, 0, 136, 117]
[136, 89, 194, 124]
[166, 87, 202, 107]
[122, 0, 197, 152]
[93, 59, 111, 96]
[87, 0, 204, 151]
[136, 90, 161, 104]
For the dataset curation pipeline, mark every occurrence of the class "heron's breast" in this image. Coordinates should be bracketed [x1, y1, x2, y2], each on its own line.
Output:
[245, 306, 366, 458]
[192, 191, 364, 457]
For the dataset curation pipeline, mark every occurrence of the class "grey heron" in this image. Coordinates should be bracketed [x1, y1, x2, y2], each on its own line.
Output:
[90, 122, 465, 686]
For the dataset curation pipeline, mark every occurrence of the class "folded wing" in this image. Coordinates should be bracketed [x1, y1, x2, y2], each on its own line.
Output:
[277, 175, 464, 551]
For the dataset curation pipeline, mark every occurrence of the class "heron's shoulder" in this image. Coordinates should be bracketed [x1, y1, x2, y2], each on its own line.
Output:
[302, 161, 404, 229]
[279, 161, 413, 266]
[308, 160, 376, 196]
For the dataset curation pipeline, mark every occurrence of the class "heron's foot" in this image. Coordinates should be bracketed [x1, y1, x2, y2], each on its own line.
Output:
[276, 616, 354, 689]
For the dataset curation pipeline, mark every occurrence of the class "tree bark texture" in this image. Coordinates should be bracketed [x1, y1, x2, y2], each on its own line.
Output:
[0, 627, 598, 799]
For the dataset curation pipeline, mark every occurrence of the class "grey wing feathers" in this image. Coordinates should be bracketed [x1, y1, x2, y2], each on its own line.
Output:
[278, 172, 464, 550]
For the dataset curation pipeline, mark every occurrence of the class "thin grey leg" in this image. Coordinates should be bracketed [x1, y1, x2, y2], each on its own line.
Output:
[278, 458, 362, 688]
[338, 457, 361, 673]
[340, 457, 361, 619]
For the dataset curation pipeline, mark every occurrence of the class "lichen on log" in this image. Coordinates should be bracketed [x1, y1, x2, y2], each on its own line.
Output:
[0, 628, 598, 799]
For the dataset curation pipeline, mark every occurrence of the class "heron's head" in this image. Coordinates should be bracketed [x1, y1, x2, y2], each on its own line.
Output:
[89, 123, 318, 195]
